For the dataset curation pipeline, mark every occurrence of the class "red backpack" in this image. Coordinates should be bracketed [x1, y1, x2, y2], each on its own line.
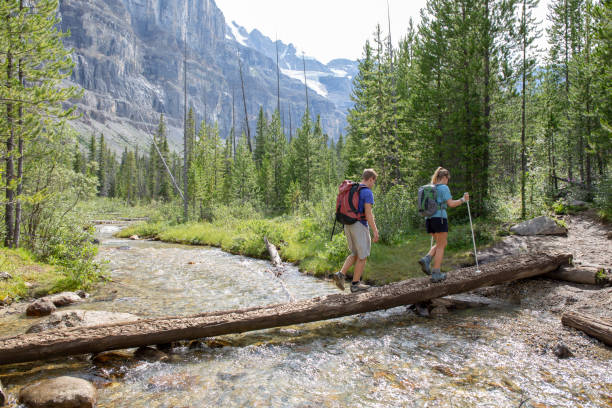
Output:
[335, 180, 366, 225]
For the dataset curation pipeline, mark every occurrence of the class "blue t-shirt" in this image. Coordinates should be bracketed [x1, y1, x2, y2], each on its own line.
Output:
[358, 185, 374, 227]
[429, 184, 451, 219]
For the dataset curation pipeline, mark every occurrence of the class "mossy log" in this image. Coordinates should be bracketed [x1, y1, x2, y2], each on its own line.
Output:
[0, 252, 571, 365]
[562, 311, 612, 346]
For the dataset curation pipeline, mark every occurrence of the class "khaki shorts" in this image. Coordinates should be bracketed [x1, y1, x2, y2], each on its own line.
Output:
[344, 222, 371, 260]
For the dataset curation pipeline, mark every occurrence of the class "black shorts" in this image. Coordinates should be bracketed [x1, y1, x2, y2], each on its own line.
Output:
[426, 217, 448, 234]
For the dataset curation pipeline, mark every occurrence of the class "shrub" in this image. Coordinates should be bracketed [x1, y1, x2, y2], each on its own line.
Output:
[375, 185, 420, 244]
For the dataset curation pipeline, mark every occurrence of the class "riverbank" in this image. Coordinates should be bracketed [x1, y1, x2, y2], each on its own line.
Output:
[115, 216, 497, 286]
[0, 248, 60, 303]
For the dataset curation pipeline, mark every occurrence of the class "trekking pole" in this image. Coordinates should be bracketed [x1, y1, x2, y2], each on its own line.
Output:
[330, 218, 337, 241]
[466, 198, 481, 273]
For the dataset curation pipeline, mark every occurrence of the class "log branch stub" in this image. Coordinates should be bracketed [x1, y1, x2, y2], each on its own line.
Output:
[561, 311, 612, 346]
[0, 252, 571, 365]
[264, 236, 282, 268]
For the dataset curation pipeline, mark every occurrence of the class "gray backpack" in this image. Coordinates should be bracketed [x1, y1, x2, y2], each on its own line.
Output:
[418, 184, 440, 217]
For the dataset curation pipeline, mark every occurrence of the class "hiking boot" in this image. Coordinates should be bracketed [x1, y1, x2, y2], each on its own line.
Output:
[332, 271, 346, 291]
[418, 256, 432, 275]
[350, 282, 371, 293]
[431, 270, 447, 283]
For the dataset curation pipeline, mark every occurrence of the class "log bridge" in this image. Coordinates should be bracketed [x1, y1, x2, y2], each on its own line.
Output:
[0, 252, 571, 365]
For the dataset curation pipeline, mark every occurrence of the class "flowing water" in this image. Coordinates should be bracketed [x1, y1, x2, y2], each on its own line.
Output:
[0, 225, 610, 407]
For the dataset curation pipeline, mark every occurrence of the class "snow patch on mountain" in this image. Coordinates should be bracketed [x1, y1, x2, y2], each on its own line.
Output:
[330, 68, 348, 78]
[227, 21, 248, 46]
[280, 68, 329, 98]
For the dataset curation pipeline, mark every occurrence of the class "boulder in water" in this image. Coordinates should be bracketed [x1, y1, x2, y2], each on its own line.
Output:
[430, 305, 449, 316]
[134, 346, 168, 362]
[26, 310, 139, 333]
[129, 235, 139, 240]
[18, 376, 96, 408]
[46, 292, 83, 307]
[510, 216, 568, 236]
[553, 343, 574, 359]
[26, 298, 56, 317]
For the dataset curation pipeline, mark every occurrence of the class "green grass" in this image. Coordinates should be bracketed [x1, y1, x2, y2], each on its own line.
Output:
[116, 216, 496, 286]
[0, 248, 61, 301]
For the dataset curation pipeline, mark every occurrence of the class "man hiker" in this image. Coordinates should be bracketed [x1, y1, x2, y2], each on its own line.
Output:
[333, 169, 379, 293]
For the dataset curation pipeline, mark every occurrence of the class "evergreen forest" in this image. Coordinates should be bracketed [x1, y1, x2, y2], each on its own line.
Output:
[0, 0, 610, 294]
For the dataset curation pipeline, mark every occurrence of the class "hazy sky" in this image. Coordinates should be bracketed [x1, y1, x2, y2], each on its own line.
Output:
[215, 0, 551, 64]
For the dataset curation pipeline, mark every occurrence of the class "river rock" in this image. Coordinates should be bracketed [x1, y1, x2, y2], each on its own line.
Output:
[26, 310, 139, 333]
[134, 346, 169, 362]
[0, 272, 12, 281]
[553, 343, 573, 359]
[413, 302, 430, 317]
[510, 216, 568, 236]
[75, 290, 89, 299]
[129, 235, 139, 240]
[26, 298, 56, 317]
[430, 305, 449, 316]
[46, 292, 84, 307]
[91, 351, 134, 367]
[607, 231, 612, 240]
[18, 376, 96, 408]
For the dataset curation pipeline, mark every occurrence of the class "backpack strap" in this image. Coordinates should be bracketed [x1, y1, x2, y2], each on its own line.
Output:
[349, 184, 368, 220]
[347, 183, 361, 214]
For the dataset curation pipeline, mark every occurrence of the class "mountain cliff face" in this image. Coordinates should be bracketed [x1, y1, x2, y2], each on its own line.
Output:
[58, 0, 355, 151]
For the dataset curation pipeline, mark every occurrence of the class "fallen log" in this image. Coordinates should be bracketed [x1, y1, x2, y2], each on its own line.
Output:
[264, 237, 282, 268]
[545, 265, 611, 285]
[0, 252, 571, 365]
[562, 311, 612, 346]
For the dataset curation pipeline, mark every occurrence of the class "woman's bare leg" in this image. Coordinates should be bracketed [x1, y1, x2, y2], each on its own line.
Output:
[432, 232, 448, 269]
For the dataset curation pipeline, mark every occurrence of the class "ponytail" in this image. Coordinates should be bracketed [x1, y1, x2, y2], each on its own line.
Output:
[430, 167, 450, 184]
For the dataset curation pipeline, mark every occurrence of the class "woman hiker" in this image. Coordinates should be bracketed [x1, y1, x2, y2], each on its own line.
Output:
[418, 167, 469, 283]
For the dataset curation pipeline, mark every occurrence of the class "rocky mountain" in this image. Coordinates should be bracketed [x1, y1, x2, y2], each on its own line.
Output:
[58, 0, 357, 151]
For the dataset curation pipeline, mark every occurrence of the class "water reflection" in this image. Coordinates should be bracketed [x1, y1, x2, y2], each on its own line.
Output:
[0, 224, 610, 407]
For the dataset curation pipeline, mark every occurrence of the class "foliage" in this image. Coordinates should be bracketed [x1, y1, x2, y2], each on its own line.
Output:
[374, 185, 420, 243]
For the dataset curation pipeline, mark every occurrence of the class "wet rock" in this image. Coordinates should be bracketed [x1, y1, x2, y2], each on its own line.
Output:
[117, 246, 131, 250]
[188, 340, 203, 349]
[75, 290, 89, 299]
[18, 376, 96, 408]
[134, 346, 168, 362]
[26, 310, 139, 333]
[46, 292, 83, 307]
[156, 342, 179, 352]
[430, 305, 449, 316]
[205, 338, 232, 348]
[0, 272, 12, 281]
[129, 235, 139, 240]
[553, 343, 574, 359]
[414, 302, 430, 317]
[91, 350, 134, 367]
[510, 216, 568, 236]
[26, 298, 56, 317]
[433, 365, 455, 377]
[607, 231, 612, 240]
